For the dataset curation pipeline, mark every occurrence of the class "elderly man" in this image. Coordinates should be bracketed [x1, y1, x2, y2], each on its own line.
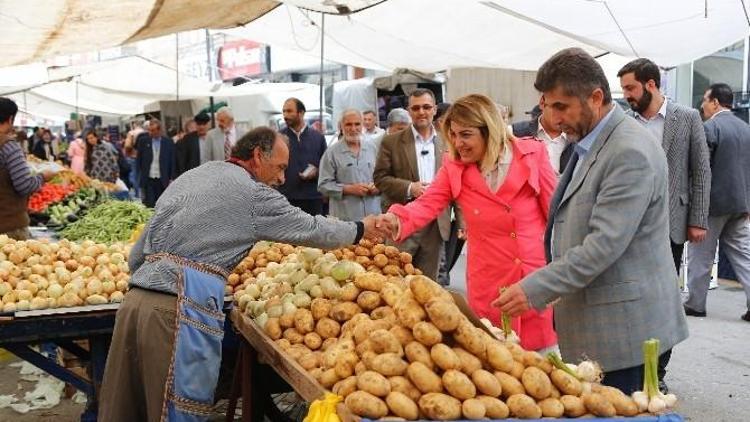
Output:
[205, 106, 245, 161]
[99, 127, 386, 422]
[279, 97, 328, 216]
[386, 108, 411, 135]
[318, 109, 381, 221]
[494, 48, 688, 394]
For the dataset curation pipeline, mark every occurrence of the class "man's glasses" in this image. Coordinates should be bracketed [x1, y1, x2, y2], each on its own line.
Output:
[410, 104, 434, 112]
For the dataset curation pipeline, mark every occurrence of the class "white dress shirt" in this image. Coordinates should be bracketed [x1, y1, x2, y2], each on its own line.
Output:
[536, 118, 568, 174]
[226, 125, 238, 146]
[634, 97, 668, 143]
[411, 125, 436, 184]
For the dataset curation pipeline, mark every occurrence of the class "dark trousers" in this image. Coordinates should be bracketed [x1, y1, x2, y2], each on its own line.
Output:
[671, 241, 684, 273]
[143, 178, 166, 208]
[602, 351, 672, 394]
[289, 198, 324, 216]
[658, 241, 683, 382]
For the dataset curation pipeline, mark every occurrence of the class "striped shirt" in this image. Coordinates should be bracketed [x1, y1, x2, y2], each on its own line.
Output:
[0, 139, 43, 196]
[128, 161, 360, 295]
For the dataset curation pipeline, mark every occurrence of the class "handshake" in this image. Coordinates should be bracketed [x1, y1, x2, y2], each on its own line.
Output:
[362, 213, 400, 241]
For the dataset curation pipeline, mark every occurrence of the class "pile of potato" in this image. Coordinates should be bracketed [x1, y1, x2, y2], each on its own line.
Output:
[0, 235, 130, 312]
[228, 239, 421, 296]
[249, 266, 645, 420]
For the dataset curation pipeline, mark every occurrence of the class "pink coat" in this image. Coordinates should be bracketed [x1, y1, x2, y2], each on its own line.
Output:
[68, 138, 85, 175]
[389, 138, 558, 350]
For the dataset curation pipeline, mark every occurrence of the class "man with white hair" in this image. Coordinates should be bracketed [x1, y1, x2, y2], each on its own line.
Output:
[318, 110, 381, 221]
[386, 108, 411, 135]
[205, 106, 245, 161]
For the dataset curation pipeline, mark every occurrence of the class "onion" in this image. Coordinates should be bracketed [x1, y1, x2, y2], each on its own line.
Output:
[47, 284, 64, 299]
[648, 396, 666, 413]
[632, 391, 649, 412]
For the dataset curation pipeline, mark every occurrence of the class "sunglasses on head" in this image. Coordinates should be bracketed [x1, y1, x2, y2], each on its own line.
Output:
[410, 104, 434, 112]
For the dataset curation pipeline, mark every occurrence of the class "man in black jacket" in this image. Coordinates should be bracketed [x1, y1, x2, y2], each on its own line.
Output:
[175, 112, 210, 177]
[135, 119, 175, 207]
[512, 103, 574, 175]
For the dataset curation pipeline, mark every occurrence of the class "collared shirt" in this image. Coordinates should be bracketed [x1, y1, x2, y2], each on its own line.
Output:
[199, 135, 209, 164]
[225, 125, 238, 147]
[709, 109, 732, 120]
[279, 125, 328, 200]
[149, 137, 161, 178]
[634, 96, 667, 143]
[483, 146, 513, 193]
[536, 118, 568, 174]
[411, 125, 436, 184]
[318, 139, 381, 221]
[364, 127, 385, 146]
[571, 106, 617, 179]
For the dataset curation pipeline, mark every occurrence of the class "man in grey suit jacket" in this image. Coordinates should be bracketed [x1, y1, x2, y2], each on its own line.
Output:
[618, 59, 711, 272]
[685, 83, 750, 322]
[495, 48, 688, 394]
[203, 106, 245, 162]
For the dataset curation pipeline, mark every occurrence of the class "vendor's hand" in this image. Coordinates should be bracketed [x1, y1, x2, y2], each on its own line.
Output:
[343, 183, 370, 197]
[362, 215, 389, 241]
[687, 226, 707, 243]
[491, 283, 530, 317]
[378, 213, 400, 239]
[41, 170, 56, 181]
[409, 181, 428, 198]
[368, 183, 380, 195]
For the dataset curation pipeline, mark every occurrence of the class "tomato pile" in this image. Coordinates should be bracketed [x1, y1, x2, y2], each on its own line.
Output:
[28, 183, 77, 213]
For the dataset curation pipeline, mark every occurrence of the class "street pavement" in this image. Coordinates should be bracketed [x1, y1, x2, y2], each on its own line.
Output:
[448, 254, 750, 422]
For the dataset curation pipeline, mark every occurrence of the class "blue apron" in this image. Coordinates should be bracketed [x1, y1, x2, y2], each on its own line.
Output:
[146, 253, 228, 422]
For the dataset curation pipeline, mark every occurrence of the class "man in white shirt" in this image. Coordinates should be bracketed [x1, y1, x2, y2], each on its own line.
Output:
[374, 89, 451, 281]
[362, 110, 385, 146]
[512, 104, 573, 175]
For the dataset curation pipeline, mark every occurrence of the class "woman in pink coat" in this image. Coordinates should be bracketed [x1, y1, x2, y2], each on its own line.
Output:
[386, 94, 558, 351]
[68, 136, 85, 175]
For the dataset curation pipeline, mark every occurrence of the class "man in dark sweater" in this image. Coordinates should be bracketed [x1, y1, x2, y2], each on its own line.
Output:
[278, 97, 328, 215]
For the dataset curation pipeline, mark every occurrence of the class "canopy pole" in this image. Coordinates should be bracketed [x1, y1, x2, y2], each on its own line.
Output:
[176, 33, 182, 131]
[319, 12, 325, 132]
[205, 29, 216, 128]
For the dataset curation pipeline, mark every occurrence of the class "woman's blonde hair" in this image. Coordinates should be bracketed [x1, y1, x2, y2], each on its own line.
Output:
[440, 94, 514, 174]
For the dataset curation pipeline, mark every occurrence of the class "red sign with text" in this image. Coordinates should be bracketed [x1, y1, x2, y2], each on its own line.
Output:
[217, 40, 263, 81]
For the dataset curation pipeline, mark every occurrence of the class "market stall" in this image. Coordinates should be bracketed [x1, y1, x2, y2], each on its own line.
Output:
[222, 240, 686, 421]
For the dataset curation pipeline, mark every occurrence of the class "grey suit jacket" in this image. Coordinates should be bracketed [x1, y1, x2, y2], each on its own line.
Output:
[522, 106, 689, 371]
[627, 102, 711, 243]
[373, 127, 451, 240]
[704, 111, 750, 216]
[204, 126, 246, 162]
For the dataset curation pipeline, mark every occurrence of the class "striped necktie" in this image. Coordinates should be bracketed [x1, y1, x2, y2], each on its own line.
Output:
[223, 131, 231, 159]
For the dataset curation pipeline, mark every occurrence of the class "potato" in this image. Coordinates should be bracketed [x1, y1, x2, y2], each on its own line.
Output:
[319, 368, 340, 388]
[522, 350, 553, 373]
[453, 320, 487, 360]
[549, 383, 561, 399]
[409, 275, 445, 305]
[550, 369, 583, 396]
[462, 398, 486, 420]
[354, 361, 367, 376]
[430, 344, 461, 371]
[283, 328, 304, 344]
[386, 391, 419, 420]
[389, 325, 414, 345]
[389, 376, 421, 402]
[303, 332, 322, 350]
[418, 393, 462, 420]
[361, 351, 377, 369]
[357, 290, 382, 311]
[356, 339, 374, 356]
[599, 386, 639, 416]
[560, 394, 587, 417]
[370, 329, 404, 355]
[354, 272, 386, 292]
[371, 353, 409, 376]
[406, 362, 442, 393]
[380, 283, 402, 307]
[279, 312, 295, 329]
[345, 390, 388, 419]
[442, 369, 476, 400]
[507, 393, 542, 419]
[298, 352, 319, 370]
[311, 298, 332, 320]
[335, 360, 355, 379]
[453, 347, 482, 375]
[394, 296, 425, 329]
[509, 359, 525, 379]
[353, 319, 374, 344]
[373, 253, 389, 268]
[506, 341, 525, 362]
[293, 308, 315, 334]
[276, 338, 292, 351]
[582, 393, 616, 417]
[315, 317, 341, 339]
[358, 371, 391, 397]
[495, 371, 525, 398]
[340, 282, 361, 302]
[471, 369, 502, 397]
[404, 342, 434, 370]
[424, 298, 462, 332]
[330, 301, 362, 322]
[486, 341, 514, 372]
[538, 397, 565, 417]
[412, 321, 442, 347]
[477, 395, 509, 418]
[265, 318, 282, 340]
[521, 366, 552, 400]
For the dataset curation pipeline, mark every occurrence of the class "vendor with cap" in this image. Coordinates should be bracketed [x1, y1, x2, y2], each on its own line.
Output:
[512, 102, 573, 175]
[99, 127, 388, 422]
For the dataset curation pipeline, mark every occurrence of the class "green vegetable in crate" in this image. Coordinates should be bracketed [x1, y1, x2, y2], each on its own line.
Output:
[60, 201, 153, 243]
